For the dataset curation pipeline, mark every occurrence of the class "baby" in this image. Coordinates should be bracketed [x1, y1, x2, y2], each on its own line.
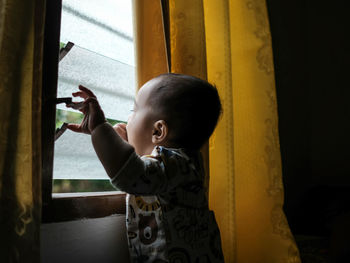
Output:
[67, 73, 224, 262]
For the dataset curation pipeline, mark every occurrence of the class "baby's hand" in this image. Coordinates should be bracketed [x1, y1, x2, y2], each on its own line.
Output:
[113, 123, 128, 141]
[66, 85, 106, 134]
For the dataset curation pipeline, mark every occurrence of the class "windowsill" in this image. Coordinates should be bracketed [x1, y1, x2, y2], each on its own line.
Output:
[43, 192, 126, 223]
[52, 191, 123, 198]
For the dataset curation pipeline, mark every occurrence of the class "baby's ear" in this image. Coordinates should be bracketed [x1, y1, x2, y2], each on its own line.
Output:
[152, 120, 168, 144]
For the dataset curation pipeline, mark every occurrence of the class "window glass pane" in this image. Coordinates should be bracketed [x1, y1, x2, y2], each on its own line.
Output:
[53, 0, 134, 192]
[60, 0, 134, 65]
[56, 44, 134, 121]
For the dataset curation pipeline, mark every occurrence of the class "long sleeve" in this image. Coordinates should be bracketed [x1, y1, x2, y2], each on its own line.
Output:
[110, 147, 201, 195]
[91, 122, 134, 179]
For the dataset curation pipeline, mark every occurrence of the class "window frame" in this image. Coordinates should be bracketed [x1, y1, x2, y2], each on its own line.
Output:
[41, 0, 126, 223]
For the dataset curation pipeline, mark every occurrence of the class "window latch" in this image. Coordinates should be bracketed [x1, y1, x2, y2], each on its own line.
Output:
[54, 97, 84, 141]
[55, 122, 68, 141]
[55, 97, 72, 104]
[55, 97, 85, 110]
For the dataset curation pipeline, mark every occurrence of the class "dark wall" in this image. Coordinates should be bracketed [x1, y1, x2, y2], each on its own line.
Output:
[267, 0, 350, 235]
[41, 215, 130, 263]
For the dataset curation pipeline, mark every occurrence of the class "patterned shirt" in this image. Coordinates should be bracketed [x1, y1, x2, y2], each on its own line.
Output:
[110, 146, 224, 263]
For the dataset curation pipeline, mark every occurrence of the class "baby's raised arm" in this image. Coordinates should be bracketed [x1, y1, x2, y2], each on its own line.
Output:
[67, 85, 134, 179]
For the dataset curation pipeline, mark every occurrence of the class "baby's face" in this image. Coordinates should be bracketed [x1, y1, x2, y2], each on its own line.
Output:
[126, 78, 160, 156]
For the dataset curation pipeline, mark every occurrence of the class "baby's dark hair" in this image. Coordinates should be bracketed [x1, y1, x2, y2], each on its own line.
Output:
[149, 73, 222, 150]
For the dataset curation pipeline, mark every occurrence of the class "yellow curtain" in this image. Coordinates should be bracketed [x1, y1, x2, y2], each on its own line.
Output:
[134, 0, 300, 262]
[204, 0, 300, 262]
[167, 0, 213, 193]
[132, 0, 168, 89]
[0, 0, 44, 262]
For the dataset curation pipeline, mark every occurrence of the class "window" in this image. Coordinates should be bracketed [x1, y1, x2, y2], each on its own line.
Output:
[42, 0, 135, 222]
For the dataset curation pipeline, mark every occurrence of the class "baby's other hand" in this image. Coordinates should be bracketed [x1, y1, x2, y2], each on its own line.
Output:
[113, 123, 128, 141]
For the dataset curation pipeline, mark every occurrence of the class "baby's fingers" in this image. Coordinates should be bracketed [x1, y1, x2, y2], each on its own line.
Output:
[66, 101, 85, 110]
[67, 123, 83, 133]
[72, 91, 86, 99]
[115, 123, 127, 130]
[72, 85, 96, 99]
[113, 123, 128, 141]
[84, 97, 101, 112]
[79, 85, 97, 98]
[72, 91, 91, 100]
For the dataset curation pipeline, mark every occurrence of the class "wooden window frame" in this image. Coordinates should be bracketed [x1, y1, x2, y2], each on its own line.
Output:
[41, 0, 126, 223]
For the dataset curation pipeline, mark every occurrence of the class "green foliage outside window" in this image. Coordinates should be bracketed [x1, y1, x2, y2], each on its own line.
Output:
[56, 109, 124, 130]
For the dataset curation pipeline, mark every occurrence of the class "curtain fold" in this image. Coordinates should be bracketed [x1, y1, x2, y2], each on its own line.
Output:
[132, 0, 168, 89]
[0, 0, 45, 262]
[167, 0, 212, 196]
[204, 0, 300, 262]
[133, 0, 211, 193]
[168, 0, 207, 80]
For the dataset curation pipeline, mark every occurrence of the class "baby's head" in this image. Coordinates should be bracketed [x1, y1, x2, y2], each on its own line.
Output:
[126, 73, 222, 155]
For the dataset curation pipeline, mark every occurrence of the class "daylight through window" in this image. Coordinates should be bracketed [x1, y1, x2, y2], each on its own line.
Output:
[53, 0, 135, 193]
